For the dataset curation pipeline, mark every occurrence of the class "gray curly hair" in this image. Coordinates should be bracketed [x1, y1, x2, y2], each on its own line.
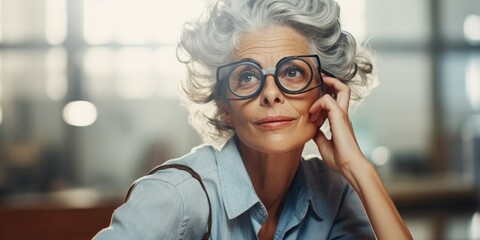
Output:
[177, 0, 376, 145]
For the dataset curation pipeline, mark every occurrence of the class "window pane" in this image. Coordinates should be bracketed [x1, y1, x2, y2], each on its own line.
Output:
[1, 48, 66, 100]
[336, 0, 367, 42]
[45, 0, 67, 45]
[83, 0, 207, 45]
[0, 0, 3, 42]
[83, 46, 185, 100]
[440, 51, 480, 135]
[0, 49, 66, 195]
[440, 0, 480, 43]
[76, 98, 199, 189]
[0, 48, 66, 138]
[2, 49, 47, 99]
[2, 0, 46, 43]
[365, 0, 431, 43]
[80, 45, 198, 189]
[351, 51, 433, 163]
[0, 52, 2, 100]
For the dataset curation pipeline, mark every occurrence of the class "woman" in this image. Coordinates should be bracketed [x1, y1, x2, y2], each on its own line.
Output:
[95, 0, 412, 239]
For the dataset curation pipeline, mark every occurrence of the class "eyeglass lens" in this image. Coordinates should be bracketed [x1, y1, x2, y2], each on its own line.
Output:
[222, 56, 319, 98]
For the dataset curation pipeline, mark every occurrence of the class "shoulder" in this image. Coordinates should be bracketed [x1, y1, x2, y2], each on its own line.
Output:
[96, 176, 208, 239]
[142, 143, 218, 221]
[136, 173, 211, 235]
[129, 143, 217, 201]
[95, 144, 217, 239]
[158, 143, 218, 181]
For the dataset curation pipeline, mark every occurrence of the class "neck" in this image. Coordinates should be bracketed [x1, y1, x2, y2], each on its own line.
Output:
[237, 139, 303, 214]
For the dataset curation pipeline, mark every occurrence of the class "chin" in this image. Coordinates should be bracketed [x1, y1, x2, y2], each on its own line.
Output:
[235, 121, 318, 154]
[239, 132, 314, 154]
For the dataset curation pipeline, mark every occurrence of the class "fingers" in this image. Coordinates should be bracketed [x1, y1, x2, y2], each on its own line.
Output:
[310, 91, 343, 120]
[310, 93, 347, 127]
[309, 106, 326, 126]
[309, 75, 351, 126]
[310, 76, 365, 173]
[310, 90, 356, 151]
[321, 74, 351, 114]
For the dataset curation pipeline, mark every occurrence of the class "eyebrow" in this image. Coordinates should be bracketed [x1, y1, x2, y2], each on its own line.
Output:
[233, 58, 263, 67]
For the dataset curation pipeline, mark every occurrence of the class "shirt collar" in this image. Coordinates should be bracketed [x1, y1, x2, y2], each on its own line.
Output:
[216, 137, 261, 220]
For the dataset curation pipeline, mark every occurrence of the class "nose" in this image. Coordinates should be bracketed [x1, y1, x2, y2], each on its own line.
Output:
[260, 74, 284, 106]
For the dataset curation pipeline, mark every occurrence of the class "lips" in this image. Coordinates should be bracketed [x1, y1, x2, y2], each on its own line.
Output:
[254, 116, 295, 129]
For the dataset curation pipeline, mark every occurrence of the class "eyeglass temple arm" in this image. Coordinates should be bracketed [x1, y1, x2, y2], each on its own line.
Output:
[321, 69, 336, 79]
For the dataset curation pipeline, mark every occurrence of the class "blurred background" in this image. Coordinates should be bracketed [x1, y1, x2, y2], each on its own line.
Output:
[0, 0, 479, 239]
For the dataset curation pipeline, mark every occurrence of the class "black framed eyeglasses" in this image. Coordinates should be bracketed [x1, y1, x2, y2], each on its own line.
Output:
[215, 54, 335, 100]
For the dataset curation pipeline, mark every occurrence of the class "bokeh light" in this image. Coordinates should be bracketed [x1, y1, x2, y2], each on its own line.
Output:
[62, 101, 98, 127]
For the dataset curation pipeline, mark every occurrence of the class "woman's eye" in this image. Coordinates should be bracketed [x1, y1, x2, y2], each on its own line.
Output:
[238, 71, 258, 83]
[284, 67, 304, 78]
[287, 69, 300, 77]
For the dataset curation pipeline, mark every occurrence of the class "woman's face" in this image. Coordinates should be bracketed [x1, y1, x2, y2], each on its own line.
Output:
[223, 25, 322, 154]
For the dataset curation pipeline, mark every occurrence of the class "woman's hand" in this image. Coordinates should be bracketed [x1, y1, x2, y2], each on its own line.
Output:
[309, 75, 413, 240]
[309, 74, 368, 174]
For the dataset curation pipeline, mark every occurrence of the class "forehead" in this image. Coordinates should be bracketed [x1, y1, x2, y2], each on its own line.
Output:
[233, 25, 311, 64]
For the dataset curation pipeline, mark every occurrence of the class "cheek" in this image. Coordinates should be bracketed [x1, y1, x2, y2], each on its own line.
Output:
[297, 95, 318, 116]
[305, 118, 319, 135]
[295, 93, 323, 128]
[224, 104, 248, 128]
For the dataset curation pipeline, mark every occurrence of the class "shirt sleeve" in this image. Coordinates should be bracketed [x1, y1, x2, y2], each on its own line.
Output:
[327, 183, 376, 240]
[93, 177, 207, 240]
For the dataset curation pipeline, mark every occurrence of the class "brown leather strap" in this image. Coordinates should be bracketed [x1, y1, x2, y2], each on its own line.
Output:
[125, 164, 212, 240]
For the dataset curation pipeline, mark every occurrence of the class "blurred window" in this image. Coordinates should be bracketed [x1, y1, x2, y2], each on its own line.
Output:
[0, 0, 478, 195]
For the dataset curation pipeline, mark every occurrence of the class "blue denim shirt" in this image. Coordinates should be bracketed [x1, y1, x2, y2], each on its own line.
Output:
[95, 137, 375, 239]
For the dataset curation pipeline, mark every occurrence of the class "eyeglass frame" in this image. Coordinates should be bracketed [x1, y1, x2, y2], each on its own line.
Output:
[215, 54, 335, 100]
